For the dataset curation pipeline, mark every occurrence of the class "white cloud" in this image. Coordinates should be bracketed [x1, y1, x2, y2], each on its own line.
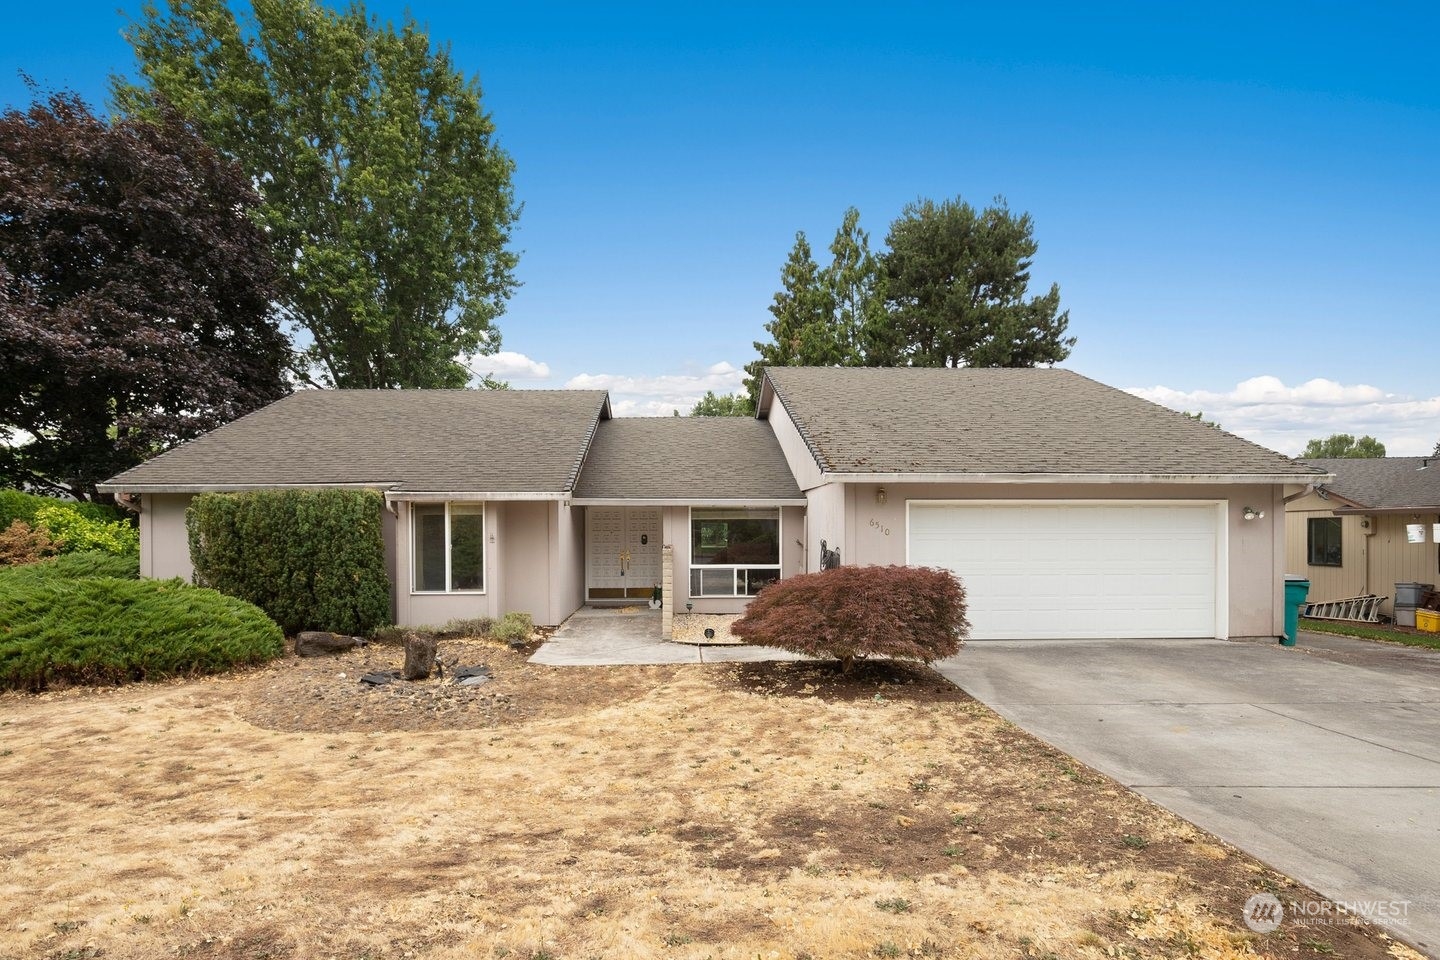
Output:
[463, 350, 551, 382]
[565, 361, 747, 417]
[1127, 376, 1440, 456]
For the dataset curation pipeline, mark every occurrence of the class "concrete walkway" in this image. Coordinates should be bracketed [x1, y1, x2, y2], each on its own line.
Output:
[530, 606, 806, 665]
[934, 633, 1440, 952]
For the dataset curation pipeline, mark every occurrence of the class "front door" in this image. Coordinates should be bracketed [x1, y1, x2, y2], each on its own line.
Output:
[586, 507, 662, 601]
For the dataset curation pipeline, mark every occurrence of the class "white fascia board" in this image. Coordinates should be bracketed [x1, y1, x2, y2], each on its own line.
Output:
[96, 481, 393, 494]
[385, 491, 568, 502]
[823, 471, 1328, 485]
[570, 497, 808, 507]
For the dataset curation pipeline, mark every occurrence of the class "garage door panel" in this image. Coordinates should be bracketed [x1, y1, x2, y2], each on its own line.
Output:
[908, 502, 1220, 640]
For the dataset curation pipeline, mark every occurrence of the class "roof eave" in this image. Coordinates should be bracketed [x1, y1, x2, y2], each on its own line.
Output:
[1333, 504, 1440, 515]
[570, 497, 808, 507]
[817, 471, 1330, 485]
[97, 481, 394, 494]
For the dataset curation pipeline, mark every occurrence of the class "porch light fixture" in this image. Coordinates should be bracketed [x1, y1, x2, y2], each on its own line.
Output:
[1242, 506, 1265, 521]
[875, 486, 888, 505]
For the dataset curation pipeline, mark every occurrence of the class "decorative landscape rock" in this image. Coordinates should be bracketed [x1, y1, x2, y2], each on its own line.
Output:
[295, 631, 367, 657]
[359, 671, 398, 686]
[402, 632, 437, 680]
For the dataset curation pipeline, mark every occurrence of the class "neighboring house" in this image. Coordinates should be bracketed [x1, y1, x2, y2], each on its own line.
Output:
[1284, 457, 1440, 618]
[100, 367, 1324, 639]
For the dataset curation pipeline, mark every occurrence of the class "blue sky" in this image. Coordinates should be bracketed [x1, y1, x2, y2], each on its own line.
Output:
[3, 2, 1437, 452]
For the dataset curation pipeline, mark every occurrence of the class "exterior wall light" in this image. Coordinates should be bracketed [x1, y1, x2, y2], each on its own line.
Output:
[1242, 506, 1265, 521]
[875, 486, 887, 505]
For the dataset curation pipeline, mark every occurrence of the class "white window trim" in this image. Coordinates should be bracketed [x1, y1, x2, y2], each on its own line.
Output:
[409, 501, 487, 595]
[687, 506, 783, 599]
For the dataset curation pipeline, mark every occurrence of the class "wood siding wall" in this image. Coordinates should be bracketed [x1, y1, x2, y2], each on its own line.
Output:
[1284, 492, 1440, 616]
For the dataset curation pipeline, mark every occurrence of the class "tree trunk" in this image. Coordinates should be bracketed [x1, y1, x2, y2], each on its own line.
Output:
[403, 632, 436, 681]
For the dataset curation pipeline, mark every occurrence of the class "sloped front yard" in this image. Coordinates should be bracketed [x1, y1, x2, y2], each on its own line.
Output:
[0, 640, 1416, 960]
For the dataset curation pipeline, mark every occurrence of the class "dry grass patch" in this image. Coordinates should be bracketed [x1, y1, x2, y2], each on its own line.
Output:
[0, 639, 1416, 960]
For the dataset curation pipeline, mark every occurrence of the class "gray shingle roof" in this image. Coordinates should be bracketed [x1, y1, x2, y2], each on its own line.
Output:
[764, 366, 1322, 479]
[1303, 457, 1440, 510]
[101, 389, 611, 494]
[573, 417, 805, 501]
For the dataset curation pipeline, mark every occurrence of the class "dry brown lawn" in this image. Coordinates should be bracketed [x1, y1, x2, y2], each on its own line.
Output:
[0, 638, 1422, 960]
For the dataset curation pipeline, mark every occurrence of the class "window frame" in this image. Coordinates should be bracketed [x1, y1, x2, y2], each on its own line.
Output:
[687, 506, 782, 599]
[1306, 516, 1343, 568]
[410, 501, 487, 595]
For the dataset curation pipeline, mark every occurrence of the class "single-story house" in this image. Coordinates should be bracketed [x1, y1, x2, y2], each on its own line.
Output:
[1284, 456, 1440, 618]
[100, 366, 1326, 640]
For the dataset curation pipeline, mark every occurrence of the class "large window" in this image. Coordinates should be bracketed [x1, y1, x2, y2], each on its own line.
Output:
[690, 508, 780, 597]
[412, 502, 485, 593]
[1307, 516, 1342, 567]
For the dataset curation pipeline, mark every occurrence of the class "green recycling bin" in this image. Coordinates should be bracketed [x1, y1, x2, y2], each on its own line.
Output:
[1282, 576, 1310, 646]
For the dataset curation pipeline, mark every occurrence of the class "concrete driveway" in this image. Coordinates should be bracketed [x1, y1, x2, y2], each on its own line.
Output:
[934, 634, 1440, 952]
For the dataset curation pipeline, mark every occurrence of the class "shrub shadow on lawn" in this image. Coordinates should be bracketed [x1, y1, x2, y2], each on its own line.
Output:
[724, 658, 968, 704]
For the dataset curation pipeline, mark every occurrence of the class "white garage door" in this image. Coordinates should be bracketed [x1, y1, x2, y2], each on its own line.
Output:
[907, 501, 1222, 640]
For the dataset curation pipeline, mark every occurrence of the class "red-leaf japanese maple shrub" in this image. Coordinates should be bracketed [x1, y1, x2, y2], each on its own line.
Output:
[731, 565, 969, 674]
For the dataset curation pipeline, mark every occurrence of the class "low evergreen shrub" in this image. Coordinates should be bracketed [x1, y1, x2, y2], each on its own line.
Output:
[187, 489, 391, 636]
[0, 571, 282, 691]
[492, 612, 534, 644]
[731, 565, 969, 673]
[0, 550, 139, 584]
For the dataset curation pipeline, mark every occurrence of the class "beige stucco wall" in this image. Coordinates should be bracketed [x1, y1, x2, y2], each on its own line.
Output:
[502, 500, 551, 623]
[393, 499, 580, 628]
[804, 483, 846, 573]
[765, 397, 824, 491]
[837, 481, 1285, 639]
[1284, 493, 1440, 616]
[553, 501, 586, 625]
[140, 493, 196, 581]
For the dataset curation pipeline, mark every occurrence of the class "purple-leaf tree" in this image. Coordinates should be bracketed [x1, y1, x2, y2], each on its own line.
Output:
[0, 93, 289, 500]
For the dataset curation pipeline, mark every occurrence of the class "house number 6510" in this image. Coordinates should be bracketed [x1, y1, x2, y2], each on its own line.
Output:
[869, 518, 891, 536]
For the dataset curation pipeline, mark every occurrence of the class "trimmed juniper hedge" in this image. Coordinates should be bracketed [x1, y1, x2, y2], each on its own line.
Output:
[731, 565, 969, 673]
[187, 489, 391, 636]
[1, 550, 139, 583]
[0, 564, 282, 691]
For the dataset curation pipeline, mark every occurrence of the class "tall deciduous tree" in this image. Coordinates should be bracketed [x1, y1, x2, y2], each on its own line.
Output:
[884, 196, 1074, 368]
[0, 94, 288, 500]
[115, 0, 520, 388]
[1301, 434, 1386, 458]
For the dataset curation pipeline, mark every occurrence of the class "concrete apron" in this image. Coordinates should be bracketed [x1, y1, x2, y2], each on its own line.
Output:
[530, 606, 805, 666]
[934, 635, 1440, 954]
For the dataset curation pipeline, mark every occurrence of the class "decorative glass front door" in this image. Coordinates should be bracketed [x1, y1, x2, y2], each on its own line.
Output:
[585, 507, 662, 600]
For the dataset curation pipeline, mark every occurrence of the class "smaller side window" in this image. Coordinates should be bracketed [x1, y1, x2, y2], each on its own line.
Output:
[1307, 517, 1342, 567]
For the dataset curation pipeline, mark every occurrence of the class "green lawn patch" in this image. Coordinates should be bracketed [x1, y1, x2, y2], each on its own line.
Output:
[1300, 617, 1440, 651]
[0, 560, 282, 691]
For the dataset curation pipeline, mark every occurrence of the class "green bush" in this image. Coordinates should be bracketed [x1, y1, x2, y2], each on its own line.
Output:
[0, 572, 283, 691]
[33, 503, 140, 556]
[187, 489, 391, 636]
[492, 611, 534, 644]
[0, 489, 128, 530]
[0, 550, 139, 584]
